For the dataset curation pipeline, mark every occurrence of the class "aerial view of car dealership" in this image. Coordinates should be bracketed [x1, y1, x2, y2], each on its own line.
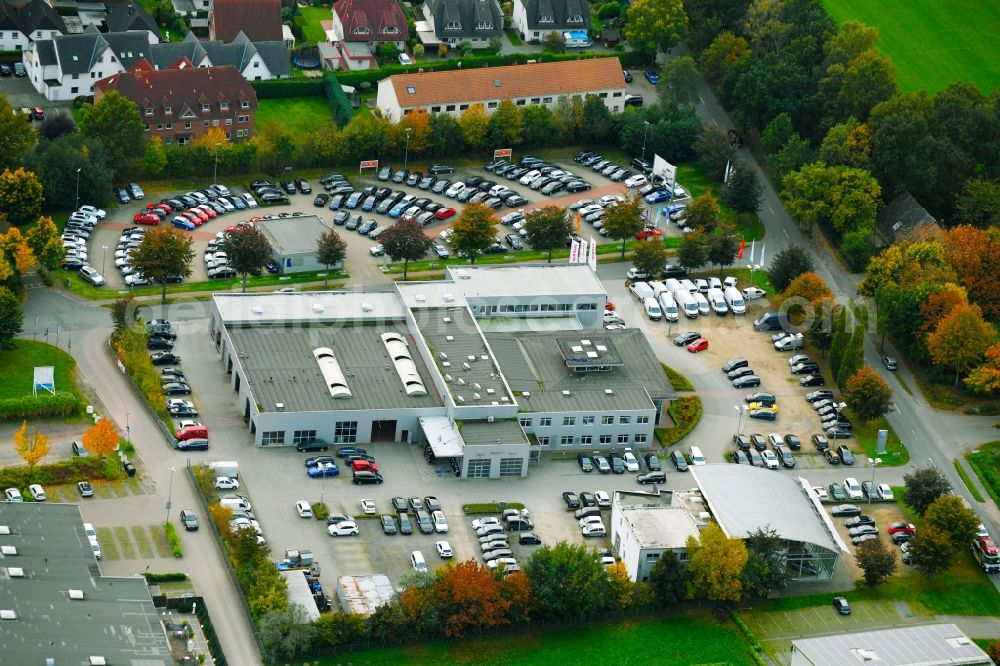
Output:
[2, 0, 1000, 662]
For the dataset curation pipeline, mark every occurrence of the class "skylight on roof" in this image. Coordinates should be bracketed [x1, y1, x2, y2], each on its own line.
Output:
[407, 86, 415, 94]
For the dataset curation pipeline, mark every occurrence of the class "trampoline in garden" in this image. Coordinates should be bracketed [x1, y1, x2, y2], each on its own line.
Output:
[292, 55, 321, 69]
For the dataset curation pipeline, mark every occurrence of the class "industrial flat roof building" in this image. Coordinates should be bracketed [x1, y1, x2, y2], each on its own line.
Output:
[209, 264, 673, 478]
[257, 214, 342, 274]
[609, 490, 704, 582]
[790, 624, 990, 666]
[0, 502, 171, 664]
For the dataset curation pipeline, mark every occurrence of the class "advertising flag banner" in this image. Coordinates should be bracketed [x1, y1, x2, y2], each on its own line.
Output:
[759, 243, 766, 266]
[737, 239, 745, 260]
[577, 238, 588, 263]
[570, 239, 580, 263]
[576, 210, 582, 233]
[652, 155, 677, 185]
[749, 239, 756, 263]
[588, 236, 597, 270]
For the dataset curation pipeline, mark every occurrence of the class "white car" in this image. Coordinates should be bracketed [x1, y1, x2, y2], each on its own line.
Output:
[78, 205, 107, 220]
[843, 477, 863, 500]
[241, 193, 258, 208]
[445, 182, 465, 198]
[436, 540, 453, 558]
[595, 491, 611, 507]
[761, 450, 779, 469]
[360, 499, 376, 515]
[90, 540, 102, 560]
[295, 501, 313, 518]
[742, 286, 766, 301]
[328, 521, 359, 536]
[625, 174, 648, 188]
[600, 555, 616, 566]
[214, 476, 239, 490]
[811, 486, 829, 501]
[79, 266, 105, 287]
[579, 515, 604, 528]
[28, 483, 46, 501]
[598, 194, 624, 207]
[519, 170, 541, 185]
[877, 483, 894, 500]
[582, 523, 607, 537]
[471, 517, 500, 530]
[432, 510, 448, 533]
[486, 557, 518, 570]
[369, 244, 385, 257]
[622, 451, 640, 472]
[4, 487, 23, 502]
[578, 204, 603, 217]
[569, 198, 593, 210]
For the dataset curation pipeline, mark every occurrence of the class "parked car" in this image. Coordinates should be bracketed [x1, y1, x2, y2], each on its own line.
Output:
[829, 484, 848, 502]
[830, 504, 861, 517]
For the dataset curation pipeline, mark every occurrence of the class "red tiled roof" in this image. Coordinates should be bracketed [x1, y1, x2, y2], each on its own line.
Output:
[210, 0, 282, 42]
[95, 62, 258, 115]
[335, 0, 407, 42]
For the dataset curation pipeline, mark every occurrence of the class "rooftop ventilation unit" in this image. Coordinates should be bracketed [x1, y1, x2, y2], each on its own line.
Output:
[414, 294, 426, 302]
[562, 390, 571, 397]
[572, 345, 583, 353]
[467, 355, 476, 362]
[442, 361, 451, 367]
[587, 351, 598, 359]
[361, 303, 374, 312]
[596, 345, 608, 352]
[486, 388, 495, 394]
[500, 396, 509, 402]
[68, 589, 84, 600]
[89, 658, 108, 666]
[487, 415, 494, 422]
[444, 374, 453, 382]
[0, 546, 16, 555]
[251, 306, 264, 315]
[0, 527, 9, 535]
[480, 354, 489, 361]
[381, 332, 428, 397]
[439, 352, 448, 360]
[462, 362, 471, 370]
[473, 392, 481, 400]
[312, 303, 324, 313]
[312, 347, 352, 399]
[275, 403, 285, 411]
[442, 294, 455, 302]
[446, 335, 454, 341]
[457, 270, 471, 279]
[0, 610, 16, 620]
[457, 378, 466, 385]
[473, 383, 481, 391]
[7, 567, 23, 577]
[522, 392, 530, 398]
[581, 339, 591, 346]
[605, 389, 614, 395]
[443, 317, 452, 323]
[456, 395, 465, 403]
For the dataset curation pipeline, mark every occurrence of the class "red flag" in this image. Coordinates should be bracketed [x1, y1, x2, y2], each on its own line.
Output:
[737, 238, 746, 260]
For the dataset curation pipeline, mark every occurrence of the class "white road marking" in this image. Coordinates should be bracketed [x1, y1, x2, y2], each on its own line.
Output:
[699, 96, 705, 105]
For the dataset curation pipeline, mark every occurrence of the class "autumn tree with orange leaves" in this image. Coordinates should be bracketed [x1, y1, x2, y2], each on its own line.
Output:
[940, 225, 1000, 320]
[82, 417, 120, 458]
[15, 420, 49, 480]
[435, 560, 511, 637]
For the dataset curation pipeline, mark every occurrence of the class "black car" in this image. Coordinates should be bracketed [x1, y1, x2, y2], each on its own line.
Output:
[397, 514, 413, 534]
[732, 449, 750, 464]
[824, 449, 841, 465]
[314, 193, 330, 207]
[727, 367, 754, 381]
[733, 375, 762, 389]
[279, 181, 297, 194]
[352, 471, 383, 484]
[392, 169, 408, 183]
[806, 389, 835, 403]
[296, 180, 311, 194]
[424, 496, 442, 512]
[179, 510, 200, 531]
[744, 392, 775, 406]
[773, 444, 795, 468]
[670, 450, 688, 471]
[800, 375, 826, 387]
[784, 434, 802, 450]
[791, 362, 820, 375]
[623, 69, 633, 83]
[296, 440, 329, 453]
[837, 445, 855, 465]
[380, 514, 397, 535]
[147, 336, 173, 350]
[391, 496, 408, 512]
[833, 597, 851, 615]
[722, 358, 749, 374]
[577, 454, 593, 473]
[562, 491, 581, 508]
[637, 471, 667, 484]
[812, 434, 830, 450]
[176, 438, 209, 451]
[150, 352, 180, 365]
[645, 454, 662, 471]
[749, 409, 776, 421]
[750, 434, 767, 450]
[844, 515, 875, 528]
[579, 491, 597, 507]
[609, 454, 626, 474]
[733, 434, 751, 450]
[429, 164, 455, 174]
[518, 532, 542, 545]
[830, 504, 861, 517]
[337, 446, 368, 458]
[673, 331, 700, 346]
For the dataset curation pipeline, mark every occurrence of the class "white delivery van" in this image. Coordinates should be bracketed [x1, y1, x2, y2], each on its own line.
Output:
[648, 280, 668, 299]
[219, 497, 251, 512]
[707, 288, 728, 316]
[629, 281, 655, 301]
[680, 279, 698, 293]
[664, 278, 683, 292]
[689, 446, 707, 465]
[644, 297, 662, 321]
[724, 286, 746, 315]
[693, 292, 710, 316]
[209, 461, 239, 479]
[658, 292, 679, 322]
[674, 290, 699, 319]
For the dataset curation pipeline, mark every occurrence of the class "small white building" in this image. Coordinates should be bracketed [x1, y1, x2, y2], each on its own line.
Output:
[25, 29, 127, 102]
[336, 575, 394, 617]
[511, 0, 589, 42]
[0, 0, 66, 52]
[257, 215, 341, 274]
[609, 490, 704, 582]
[790, 624, 991, 666]
[376, 57, 628, 123]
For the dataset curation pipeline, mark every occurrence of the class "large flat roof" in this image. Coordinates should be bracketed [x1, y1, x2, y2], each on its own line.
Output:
[257, 214, 333, 256]
[690, 465, 848, 554]
[214, 290, 405, 325]
[615, 493, 701, 550]
[460, 419, 529, 447]
[485, 329, 675, 412]
[792, 624, 989, 666]
[446, 264, 606, 299]
[0, 503, 170, 664]
[227, 322, 442, 412]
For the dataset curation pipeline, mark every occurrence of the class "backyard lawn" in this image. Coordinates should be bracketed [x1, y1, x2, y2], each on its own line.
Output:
[0, 340, 80, 401]
[318, 613, 751, 665]
[294, 5, 332, 44]
[822, 0, 1000, 94]
[255, 96, 335, 135]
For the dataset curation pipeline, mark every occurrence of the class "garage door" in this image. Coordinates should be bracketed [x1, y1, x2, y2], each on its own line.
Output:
[498, 458, 524, 478]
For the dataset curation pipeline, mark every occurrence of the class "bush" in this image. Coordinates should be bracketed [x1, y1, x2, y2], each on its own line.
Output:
[660, 362, 693, 391]
[312, 502, 330, 520]
[112, 325, 168, 419]
[164, 521, 183, 558]
[0, 456, 121, 489]
[655, 396, 702, 447]
[144, 572, 188, 583]
[0, 392, 79, 419]
[323, 75, 355, 127]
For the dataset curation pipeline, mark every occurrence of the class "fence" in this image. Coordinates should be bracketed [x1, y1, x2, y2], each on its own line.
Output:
[104, 338, 177, 446]
[151, 595, 228, 666]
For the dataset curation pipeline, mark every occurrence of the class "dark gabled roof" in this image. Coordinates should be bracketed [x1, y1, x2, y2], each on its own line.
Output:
[250, 39, 291, 77]
[426, 0, 503, 39]
[95, 62, 259, 117]
[202, 39, 250, 69]
[210, 0, 282, 42]
[335, 0, 408, 42]
[102, 30, 152, 69]
[103, 0, 158, 35]
[875, 191, 940, 248]
[147, 34, 207, 69]
[34, 36, 57, 65]
[517, 0, 589, 31]
[2, 0, 67, 35]
[53, 31, 110, 75]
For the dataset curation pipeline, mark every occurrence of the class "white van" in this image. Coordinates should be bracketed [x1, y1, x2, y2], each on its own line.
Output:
[644, 297, 662, 321]
[693, 292, 710, 317]
[680, 279, 698, 293]
[707, 288, 728, 316]
[219, 497, 252, 512]
[674, 290, 699, 319]
[209, 461, 239, 479]
[629, 281, 655, 301]
[648, 280, 669, 299]
[658, 292, 679, 322]
[411, 550, 428, 572]
[724, 286, 746, 315]
[664, 278, 683, 293]
[689, 446, 706, 466]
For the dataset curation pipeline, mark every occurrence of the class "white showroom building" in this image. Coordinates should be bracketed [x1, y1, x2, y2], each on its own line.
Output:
[208, 264, 675, 478]
[609, 490, 704, 582]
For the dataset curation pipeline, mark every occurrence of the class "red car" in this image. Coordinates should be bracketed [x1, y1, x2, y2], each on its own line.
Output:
[133, 213, 161, 225]
[352, 459, 379, 473]
[635, 228, 663, 240]
[687, 338, 708, 353]
[150, 202, 172, 213]
[434, 207, 457, 220]
[194, 205, 217, 219]
[887, 522, 916, 535]
[181, 211, 206, 226]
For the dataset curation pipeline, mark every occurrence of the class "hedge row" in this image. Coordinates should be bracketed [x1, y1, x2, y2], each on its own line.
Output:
[0, 456, 122, 489]
[176, 596, 227, 666]
[251, 77, 326, 99]
[0, 392, 80, 419]
[324, 75, 355, 127]
[144, 572, 188, 583]
[655, 395, 703, 447]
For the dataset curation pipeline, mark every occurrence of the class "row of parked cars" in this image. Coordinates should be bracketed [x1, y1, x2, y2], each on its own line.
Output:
[139, 184, 258, 232]
[302, 446, 384, 485]
[113, 182, 145, 204]
[468, 509, 541, 574]
[62, 205, 107, 285]
[483, 154, 594, 199]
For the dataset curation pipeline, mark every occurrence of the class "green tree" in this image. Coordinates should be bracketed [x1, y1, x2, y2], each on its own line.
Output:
[459, 104, 490, 151]
[686, 522, 748, 603]
[142, 136, 168, 178]
[828, 306, 848, 377]
[924, 495, 980, 552]
[524, 206, 572, 263]
[24, 134, 112, 209]
[780, 163, 881, 235]
[312, 612, 367, 648]
[25, 216, 64, 271]
[0, 93, 37, 171]
[451, 203, 496, 265]
[429, 113, 465, 158]
[632, 238, 669, 278]
[910, 524, 955, 577]
[486, 100, 523, 148]
[660, 56, 700, 106]
[110, 295, 137, 335]
[601, 193, 644, 258]
[520, 105, 555, 148]
[381, 218, 431, 279]
[258, 604, 316, 660]
[903, 466, 952, 516]
[581, 95, 614, 144]
[867, 91, 937, 199]
[315, 229, 347, 287]
[854, 538, 896, 586]
[837, 326, 864, 389]
[79, 90, 145, 178]
[129, 227, 194, 304]
[819, 49, 898, 126]
[708, 231, 739, 271]
[0, 286, 23, 349]
[742, 527, 789, 598]
[647, 549, 688, 606]
[683, 192, 720, 233]
[954, 178, 1000, 229]
[625, 0, 687, 58]
[843, 365, 893, 422]
[771, 134, 815, 185]
[696, 125, 735, 182]
[37, 111, 77, 140]
[541, 31, 566, 53]
[819, 118, 872, 170]
[722, 160, 763, 215]
[768, 245, 814, 293]
[698, 31, 750, 85]
[524, 542, 610, 619]
[762, 112, 795, 155]
[223, 225, 272, 292]
[676, 230, 709, 273]
[0, 168, 44, 227]
[927, 303, 996, 386]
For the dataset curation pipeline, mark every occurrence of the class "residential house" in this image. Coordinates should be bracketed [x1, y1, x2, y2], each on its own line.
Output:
[0, 0, 66, 52]
[511, 0, 588, 42]
[94, 59, 259, 144]
[874, 191, 941, 249]
[332, 0, 407, 49]
[209, 0, 282, 42]
[24, 27, 124, 101]
[376, 57, 627, 122]
[421, 0, 503, 49]
[103, 0, 159, 39]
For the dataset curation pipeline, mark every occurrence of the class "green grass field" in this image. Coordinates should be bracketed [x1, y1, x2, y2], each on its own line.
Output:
[294, 5, 332, 44]
[255, 96, 335, 136]
[0, 340, 79, 401]
[320, 613, 751, 665]
[822, 0, 1000, 94]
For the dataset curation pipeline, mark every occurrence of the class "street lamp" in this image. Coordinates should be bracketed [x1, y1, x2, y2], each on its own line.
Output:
[125, 412, 131, 448]
[640, 120, 651, 163]
[867, 457, 882, 503]
[403, 128, 412, 171]
[747, 263, 760, 287]
[734, 404, 748, 436]
[74, 168, 82, 211]
[166, 466, 175, 523]
[101, 245, 108, 277]
[213, 142, 221, 185]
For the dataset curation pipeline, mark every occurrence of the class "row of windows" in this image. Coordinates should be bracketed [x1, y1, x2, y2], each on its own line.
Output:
[144, 115, 250, 132]
[334, 421, 358, 443]
[521, 415, 650, 428]
[261, 430, 284, 445]
[537, 433, 648, 446]
[353, 25, 399, 35]
[537, 14, 584, 23]
[261, 422, 358, 445]
[145, 100, 250, 116]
